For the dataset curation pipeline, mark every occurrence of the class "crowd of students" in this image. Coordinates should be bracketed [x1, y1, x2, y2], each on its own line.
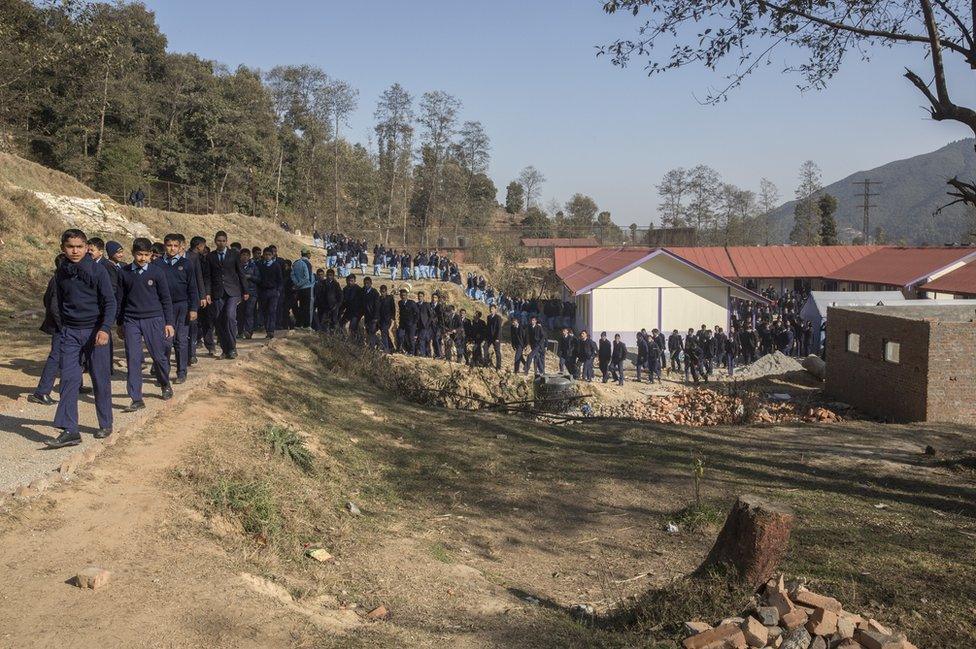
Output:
[34, 227, 822, 449]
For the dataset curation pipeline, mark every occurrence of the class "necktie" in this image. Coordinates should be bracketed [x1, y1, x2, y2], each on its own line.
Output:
[219, 252, 224, 263]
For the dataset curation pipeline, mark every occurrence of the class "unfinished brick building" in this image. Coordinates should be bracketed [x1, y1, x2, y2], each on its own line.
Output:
[825, 304, 976, 423]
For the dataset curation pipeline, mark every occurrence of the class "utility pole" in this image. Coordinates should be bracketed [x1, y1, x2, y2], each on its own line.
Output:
[852, 179, 881, 244]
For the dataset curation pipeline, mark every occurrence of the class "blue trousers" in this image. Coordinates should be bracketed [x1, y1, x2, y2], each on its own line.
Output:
[36, 334, 61, 396]
[258, 288, 280, 334]
[53, 327, 112, 434]
[124, 316, 170, 401]
[238, 295, 257, 335]
[170, 302, 190, 378]
[212, 295, 241, 354]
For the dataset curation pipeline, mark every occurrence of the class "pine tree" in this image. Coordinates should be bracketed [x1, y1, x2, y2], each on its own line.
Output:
[505, 181, 525, 214]
[818, 193, 839, 245]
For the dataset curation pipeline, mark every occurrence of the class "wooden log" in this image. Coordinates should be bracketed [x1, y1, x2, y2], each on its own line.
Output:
[697, 495, 795, 588]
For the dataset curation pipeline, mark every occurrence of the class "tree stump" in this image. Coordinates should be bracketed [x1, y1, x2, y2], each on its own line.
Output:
[697, 495, 795, 588]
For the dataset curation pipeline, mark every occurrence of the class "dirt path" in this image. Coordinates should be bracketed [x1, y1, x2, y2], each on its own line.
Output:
[0, 333, 278, 494]
[0, 386, 317, 647]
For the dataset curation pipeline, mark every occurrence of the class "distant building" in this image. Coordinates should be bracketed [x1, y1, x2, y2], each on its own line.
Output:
[520, 237, 599, 260]
[823, 247, 976, 297]
[799, 291, 906, 353]
[825, 304, 976, 423]
[557, 247, 767, 345]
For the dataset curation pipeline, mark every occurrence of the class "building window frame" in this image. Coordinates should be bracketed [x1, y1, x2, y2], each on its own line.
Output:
[883, 339, 900, 364]
[846, 331, 860, 354]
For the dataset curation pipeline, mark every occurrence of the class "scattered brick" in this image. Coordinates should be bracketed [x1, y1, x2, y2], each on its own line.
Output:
[682, 624, 745, 649]
[793, 588, 842, 614]
[806, 607, 838, 636]
[741, 616, 768, 648]
[74, 566, 110, 590]
[780, 608, 808, 630]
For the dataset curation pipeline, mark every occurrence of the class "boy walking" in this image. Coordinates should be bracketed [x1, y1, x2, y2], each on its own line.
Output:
[118, 238, 175, 412]
[46, 229, 116, 448]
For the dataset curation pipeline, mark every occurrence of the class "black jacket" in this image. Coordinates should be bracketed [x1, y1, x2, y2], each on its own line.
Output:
[576, 338, 597, 362]
[527, 323, 546, 349]
[397, 299, 418, 328]
[378, 294, 396, 322]
[256, 259, 285, 290]
[362, 286, 380, 321]
[341, 284, 363, 318]
[203, 248, 247, 299]
[486, 314, 502, 342]
[509, 323, 526, 349]
[598, 339, 612, 362]
[611, 340, 627, 362]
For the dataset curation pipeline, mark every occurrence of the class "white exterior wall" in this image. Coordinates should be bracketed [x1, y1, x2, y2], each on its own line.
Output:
[585, 255, 730, 345]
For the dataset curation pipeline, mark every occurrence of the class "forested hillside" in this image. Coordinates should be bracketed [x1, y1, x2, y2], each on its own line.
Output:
[0, 0, 499, 240]
[766, 139, 976, 245]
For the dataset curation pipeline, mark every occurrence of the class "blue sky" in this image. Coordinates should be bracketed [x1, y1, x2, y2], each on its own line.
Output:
[141, 0, 976, 226]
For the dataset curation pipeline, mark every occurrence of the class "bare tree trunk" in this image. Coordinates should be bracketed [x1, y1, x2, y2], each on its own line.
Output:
[334, 114, 341, 231]
[274, 148, 283, 220]
[95, 53, 113, 159]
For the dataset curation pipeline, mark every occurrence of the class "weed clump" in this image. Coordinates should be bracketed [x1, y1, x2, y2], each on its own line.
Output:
[206, 478, 280, 539]
[264, 425, 314, 474]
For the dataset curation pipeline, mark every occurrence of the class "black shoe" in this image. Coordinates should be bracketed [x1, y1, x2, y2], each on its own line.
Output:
[45, 430, 82, 448]
[123, 400, 145, 413]
[174, 376, 186, 384]
[78, 386, 93, 395]
[189, 356, 198, 365]
[93, 428, 112, 440]
[207, 348, 216, 357]
[226, 350, 238, 360]
[161, 386, 173, 400]
[265, 333, 274, 339]
[28, 393, 55, 406]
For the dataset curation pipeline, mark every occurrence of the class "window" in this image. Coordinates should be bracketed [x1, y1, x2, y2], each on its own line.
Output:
[884, 340, 900, 364]
[846, 332, 860, 353]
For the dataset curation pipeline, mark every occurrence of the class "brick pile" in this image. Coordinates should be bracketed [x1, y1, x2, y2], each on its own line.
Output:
[682, 576, 916, 649]
[594, 389, 842, 426]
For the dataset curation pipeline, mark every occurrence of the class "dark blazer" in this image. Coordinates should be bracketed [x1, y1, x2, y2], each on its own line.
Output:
[486, 314, 502, 342]
[203, 248, 247, 299]
[611, 340, 627, 362]
[598, 339, 612, 362]
[378, 294, 396, 322]
[186, 250, 207, 304]
[509, 322, 525, 349]
[362, 286, 380, 322]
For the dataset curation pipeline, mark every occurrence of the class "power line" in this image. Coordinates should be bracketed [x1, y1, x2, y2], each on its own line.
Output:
[852, 179, 881, 244]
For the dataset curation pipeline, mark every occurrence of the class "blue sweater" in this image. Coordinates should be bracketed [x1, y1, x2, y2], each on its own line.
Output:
[154, 255, 200, 310]
[117, 262, 174, 326]
[56, 254, 117, 332]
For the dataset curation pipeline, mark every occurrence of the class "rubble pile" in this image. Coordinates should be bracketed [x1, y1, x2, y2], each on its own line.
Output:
[594, 389, 842, 426]
[734, 352, 805, 380]
[683, 575, 917, 649]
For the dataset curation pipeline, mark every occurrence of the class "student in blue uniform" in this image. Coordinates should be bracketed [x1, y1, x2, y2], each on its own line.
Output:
[156, 234, 199, 384]
[256, 246, 284, 338]
[238, 248, 259, 338]
[117, 237, 175, 412]
[29, 254, 66, 406]
[46, 229, 116, 448]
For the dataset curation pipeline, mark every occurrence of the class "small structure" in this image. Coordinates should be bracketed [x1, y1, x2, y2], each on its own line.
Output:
[919, 261, 976, 298]
[557, 247, 767, 345]
[521, 237, 599, 260]
[825, 304, 976, 423]
[799, 291, 906, 353]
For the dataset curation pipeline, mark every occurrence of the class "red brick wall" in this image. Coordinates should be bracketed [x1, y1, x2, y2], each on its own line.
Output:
[825, 308, 976, 423]
[926, 321, 976, 423]
[825, 309, 930, 422]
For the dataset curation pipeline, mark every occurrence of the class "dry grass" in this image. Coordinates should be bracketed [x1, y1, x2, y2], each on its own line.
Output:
[0, 153, 100, 198]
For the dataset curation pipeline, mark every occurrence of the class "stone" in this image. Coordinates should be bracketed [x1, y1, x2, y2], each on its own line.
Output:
[866, 620, 891, 636]
[810, 637, 826, 649]
[836, 616, 857, 639]
[569, 603, 594, 619]
[756, 606, 780, 626]
[806, 607, 839, 636]
[365, 604, 389, 620]
[305, 547, 334, 563]
[854, 629, 896, 649]
[780, 608, 808, 630]
[741, 616, 768, 648]
[720, 616, 745, 627]
[345, 501, 362, 516]
[682, 624, 745, 649]
[768, 589, 795, 616]
[766, 626, 782, 641]
[780, 627, 811, 649]
[13, 485, 37, 499]
[684, 621, 713, 636]
[75, 566, 111, 589]
[834, 641, 865, 649]
[793, 589, 842, 614]
[698, 495, 795, 588]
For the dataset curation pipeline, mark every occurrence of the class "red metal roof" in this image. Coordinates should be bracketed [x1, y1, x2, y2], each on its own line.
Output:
[666, 246, 737, 277]
[521, 237, 599, 248]
[557, 247, 767, 301]
[727, 245, 883, 279]
[554, 246, 606, 273]
[825, 247, 976, 287]
[558, 247, 653, 294]
[919, 261, 976, 295]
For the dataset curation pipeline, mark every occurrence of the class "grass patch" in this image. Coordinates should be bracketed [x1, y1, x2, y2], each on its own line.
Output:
[428, 542, 454, 564]
[264, 425, 315, 474]
[671, 501, 724, 532]
[206, 477, 280, 540]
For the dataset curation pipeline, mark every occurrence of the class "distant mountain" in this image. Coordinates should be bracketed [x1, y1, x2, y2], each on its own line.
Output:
[768, 138, 976, 245]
